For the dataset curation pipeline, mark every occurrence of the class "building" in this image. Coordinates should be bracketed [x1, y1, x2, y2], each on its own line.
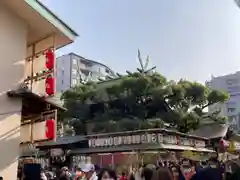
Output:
[0, 0, 77, 179]
[56, 53, 115, 92]
[36, 129, 213, 169]
[206, 72, 240, 133]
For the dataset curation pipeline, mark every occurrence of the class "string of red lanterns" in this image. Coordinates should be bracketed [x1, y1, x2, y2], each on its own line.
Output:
[45, 49, 55, 96]
[45, 49, 56, 140]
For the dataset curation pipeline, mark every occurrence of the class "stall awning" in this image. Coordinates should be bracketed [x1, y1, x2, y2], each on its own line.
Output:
[7, 89, 67, 111]
[20, 150, 47, 158]
[161, 144, 196, 151]
[160, 144, 215, 152]
[70, 144, 214, 154]
[70, 144, 159, 154]
[36, 135, 87, 149]
[194, 147, 215, 153]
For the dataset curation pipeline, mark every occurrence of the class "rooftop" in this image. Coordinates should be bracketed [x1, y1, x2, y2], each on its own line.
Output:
[3, 0, 78, 49]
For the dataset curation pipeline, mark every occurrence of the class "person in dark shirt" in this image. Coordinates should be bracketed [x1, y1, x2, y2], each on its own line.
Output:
[141, 167, 154, 180]
[190, 163, 222, 180]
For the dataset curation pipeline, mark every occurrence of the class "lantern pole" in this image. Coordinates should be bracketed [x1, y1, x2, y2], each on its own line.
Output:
[30, 116, 38, 158]
[30, 43, 36, 91]
[54, 109, 57, 141]
[29, 42, 36, 158]
[30, 120, 33, 144]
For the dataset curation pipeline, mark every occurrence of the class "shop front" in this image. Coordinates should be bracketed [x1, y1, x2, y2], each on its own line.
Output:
[70, 129, 214, 171]
[36, 135, 88, 169]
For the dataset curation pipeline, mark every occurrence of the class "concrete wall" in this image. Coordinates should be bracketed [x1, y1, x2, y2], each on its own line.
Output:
[0, 3, 27, 179]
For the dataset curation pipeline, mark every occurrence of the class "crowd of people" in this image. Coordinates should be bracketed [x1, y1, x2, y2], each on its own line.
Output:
[30, 157, 240, 180]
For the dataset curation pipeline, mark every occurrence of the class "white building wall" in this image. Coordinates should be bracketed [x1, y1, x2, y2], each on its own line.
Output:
[0, 3, 27, 179]
[56, 53, 115, 92]
[207, 71, 240, 133]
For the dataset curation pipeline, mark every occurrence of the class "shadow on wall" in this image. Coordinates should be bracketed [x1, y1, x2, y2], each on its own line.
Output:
[0, 54, 25, 175]
[0, 5, 28, 178]
[0, 115, 20, 179]
[0, 54, 24, 178]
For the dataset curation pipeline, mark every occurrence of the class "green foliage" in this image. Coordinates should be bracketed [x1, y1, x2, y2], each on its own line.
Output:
[60, 52, 229, 134]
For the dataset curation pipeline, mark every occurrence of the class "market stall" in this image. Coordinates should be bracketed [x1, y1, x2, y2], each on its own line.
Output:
[70, 128, 215, 169]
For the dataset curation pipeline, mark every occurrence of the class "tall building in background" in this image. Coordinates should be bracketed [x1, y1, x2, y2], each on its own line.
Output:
[56, 53, 115, 92]
[206, 71, 240, 132]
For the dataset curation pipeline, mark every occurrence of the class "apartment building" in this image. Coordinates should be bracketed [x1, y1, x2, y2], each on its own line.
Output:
[56, 53, 115, 92]
[206, 72, 240, 133]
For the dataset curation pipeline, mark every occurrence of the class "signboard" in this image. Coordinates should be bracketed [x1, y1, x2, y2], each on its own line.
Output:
[88, 133, 206, 148]
[50, 149, 64, 156]
[19, 143, 39, 156]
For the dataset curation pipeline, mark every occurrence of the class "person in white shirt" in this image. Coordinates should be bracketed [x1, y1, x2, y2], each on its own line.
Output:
[40, 171, 47, 180]
[81, 164, 98, 180]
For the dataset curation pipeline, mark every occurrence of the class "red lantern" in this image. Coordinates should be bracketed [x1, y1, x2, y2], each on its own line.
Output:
[219, 139, 225, 145]
[219, 138, 230, 152]
[220, 139, 228, 147]
[45, 75, 55, 96]
[45, 49, 55, 70]
[45, 119, 55, 140]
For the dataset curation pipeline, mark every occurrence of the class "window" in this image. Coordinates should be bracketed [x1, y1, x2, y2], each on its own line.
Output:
[228, 86, 240, 93]
[105, 68, 110, 73]
[227, 108, 236, 113]
[72, 79, 77, 86]
[85, 62, 93, 67]
[81, 60, 93, 68]
[72, 59, 78, 65]
[61, 80, 64, 84]
[227, 101, 236, 106]
[72, 68, 77, 75]
[226, 79, 238, 85]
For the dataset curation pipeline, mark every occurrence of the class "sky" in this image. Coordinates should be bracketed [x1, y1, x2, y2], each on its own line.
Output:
[41, 0, 240, 83]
